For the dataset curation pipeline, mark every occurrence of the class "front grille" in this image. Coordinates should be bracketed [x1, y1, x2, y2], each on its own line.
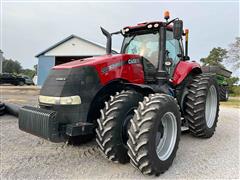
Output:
[19, 106, 61, 142]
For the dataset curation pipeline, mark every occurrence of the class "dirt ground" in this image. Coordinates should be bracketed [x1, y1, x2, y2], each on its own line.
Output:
[0, 86, 239, 179]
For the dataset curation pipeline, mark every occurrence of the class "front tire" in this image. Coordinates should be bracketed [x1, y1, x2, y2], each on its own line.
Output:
[127, 94, 181, 175]
[96, 90, 143, 164]
[185, 74, 219, 138]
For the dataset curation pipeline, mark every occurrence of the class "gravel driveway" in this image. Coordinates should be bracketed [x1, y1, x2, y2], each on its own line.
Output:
[0, 87, 239, 179]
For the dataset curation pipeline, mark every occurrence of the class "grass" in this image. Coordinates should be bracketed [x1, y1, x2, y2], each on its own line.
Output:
[220, 96, 240, 108]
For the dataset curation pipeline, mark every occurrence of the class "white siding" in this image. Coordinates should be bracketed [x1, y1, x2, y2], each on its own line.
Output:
[45, 37, 106, 56]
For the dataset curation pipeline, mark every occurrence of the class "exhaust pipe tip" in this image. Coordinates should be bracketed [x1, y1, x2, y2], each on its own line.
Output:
[100, 26, 112, 55]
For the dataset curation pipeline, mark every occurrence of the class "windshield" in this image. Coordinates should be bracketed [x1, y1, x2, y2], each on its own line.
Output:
[121, 32, 159, 67]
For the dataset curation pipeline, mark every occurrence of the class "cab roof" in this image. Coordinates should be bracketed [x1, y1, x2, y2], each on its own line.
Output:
[123, 21, 185, 36]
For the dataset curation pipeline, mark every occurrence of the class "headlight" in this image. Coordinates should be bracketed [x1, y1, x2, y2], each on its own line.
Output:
[147, 24, 153, 28]
[39, 95, 81, 105]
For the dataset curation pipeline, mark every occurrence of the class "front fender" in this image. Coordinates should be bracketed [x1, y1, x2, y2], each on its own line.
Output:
[172, 61, 202, 85]
[124, 83, 154, 95]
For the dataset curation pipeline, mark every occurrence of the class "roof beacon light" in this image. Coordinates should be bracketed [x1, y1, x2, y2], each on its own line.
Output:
[164, 10, 170, 21]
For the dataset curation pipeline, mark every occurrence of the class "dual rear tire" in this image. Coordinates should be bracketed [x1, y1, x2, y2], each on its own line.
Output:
[96, 90, 143, 163]
[96, 91, 181, 175]
[96, 73, 220, 176]
[127, 94, 181, 175]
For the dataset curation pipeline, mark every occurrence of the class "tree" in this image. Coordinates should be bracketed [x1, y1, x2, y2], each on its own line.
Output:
[226, 76, 239, 96]
[2, 59, 22, 74]
[226, 76, 239, 86]
[226, 37, 240, 70]
[200, 47, 228, 68]
[33, 64, 38, 72]
[2, 58, 36, 78]
[20, 69, 36, 78]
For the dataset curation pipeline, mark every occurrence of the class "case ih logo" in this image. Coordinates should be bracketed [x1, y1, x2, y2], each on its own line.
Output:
[128, 58, 139, 64]
[102, 58, 140, 73]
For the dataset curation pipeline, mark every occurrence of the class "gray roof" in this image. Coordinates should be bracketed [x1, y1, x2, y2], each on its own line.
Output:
[35, 34, 106, 57]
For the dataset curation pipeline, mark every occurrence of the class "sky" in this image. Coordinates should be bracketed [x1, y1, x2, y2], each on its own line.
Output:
[0, 0, 239, 75]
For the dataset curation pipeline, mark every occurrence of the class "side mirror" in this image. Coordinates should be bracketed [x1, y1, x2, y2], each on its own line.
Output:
[173, 20, 183, 40]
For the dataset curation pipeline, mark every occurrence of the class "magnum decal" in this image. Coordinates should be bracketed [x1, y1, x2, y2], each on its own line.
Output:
[101, 58, 140, 73]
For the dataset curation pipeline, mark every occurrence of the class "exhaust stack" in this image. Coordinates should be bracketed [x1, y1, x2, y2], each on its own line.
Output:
[101, 27, 112, 54]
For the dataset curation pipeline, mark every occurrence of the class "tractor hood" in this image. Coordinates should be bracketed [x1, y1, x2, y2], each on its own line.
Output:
[40, 53, 143, 97]
[53, 54, 142, 70]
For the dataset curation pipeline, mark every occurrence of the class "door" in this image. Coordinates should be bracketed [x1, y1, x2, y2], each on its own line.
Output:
[166, 31, 182, 77]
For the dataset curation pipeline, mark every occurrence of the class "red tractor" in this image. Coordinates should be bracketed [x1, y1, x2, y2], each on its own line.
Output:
[14, 11, 219, 175]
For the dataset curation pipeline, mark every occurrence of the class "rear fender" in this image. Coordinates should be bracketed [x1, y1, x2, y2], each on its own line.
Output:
[172, 61, 202, 85]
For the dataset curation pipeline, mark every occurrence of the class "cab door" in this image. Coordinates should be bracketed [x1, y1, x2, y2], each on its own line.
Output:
[166, 31, 182, 77]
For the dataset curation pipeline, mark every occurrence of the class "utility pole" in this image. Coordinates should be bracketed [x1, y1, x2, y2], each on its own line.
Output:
[0, 49, 3, 73]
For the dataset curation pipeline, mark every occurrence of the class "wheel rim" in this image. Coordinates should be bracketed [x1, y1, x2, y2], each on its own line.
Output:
[155, 112, 177, 161]
[205, 85, 218, 128]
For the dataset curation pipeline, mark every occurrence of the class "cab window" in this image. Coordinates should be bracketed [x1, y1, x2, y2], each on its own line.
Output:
[122, 33, 159, 67]
[166, 31, 181, 76]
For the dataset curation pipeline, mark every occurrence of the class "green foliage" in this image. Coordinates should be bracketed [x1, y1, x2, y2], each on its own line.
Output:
[230, 86, 240, 97]
[226, 76, 239, 86]
[33, 64, 38, 71]
[226, 77, 239, 96]
[226, 37, 240, 70]
[3, 58, 36, 78]
[3, 59, 22, 74]
[200, 47, 227, 68]
[20, 69, 36, 78]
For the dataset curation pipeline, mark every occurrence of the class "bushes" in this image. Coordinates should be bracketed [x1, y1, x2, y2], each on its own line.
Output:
[229, 85, 240, 96]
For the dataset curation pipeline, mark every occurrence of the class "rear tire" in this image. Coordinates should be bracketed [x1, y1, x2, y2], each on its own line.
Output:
[0, 102, 6, 116]
[127, 94, 181, 175]
[185, 74, 219, 138]
[219, 86, 229, 101]
[96, 90, 143, 164]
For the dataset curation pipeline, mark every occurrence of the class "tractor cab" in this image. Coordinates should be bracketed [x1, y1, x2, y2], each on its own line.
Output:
[101, 11, 189, 84]
[121, 22, 183, 77]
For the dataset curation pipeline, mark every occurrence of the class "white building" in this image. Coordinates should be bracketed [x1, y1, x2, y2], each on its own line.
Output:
[36, 35, 106, 86]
